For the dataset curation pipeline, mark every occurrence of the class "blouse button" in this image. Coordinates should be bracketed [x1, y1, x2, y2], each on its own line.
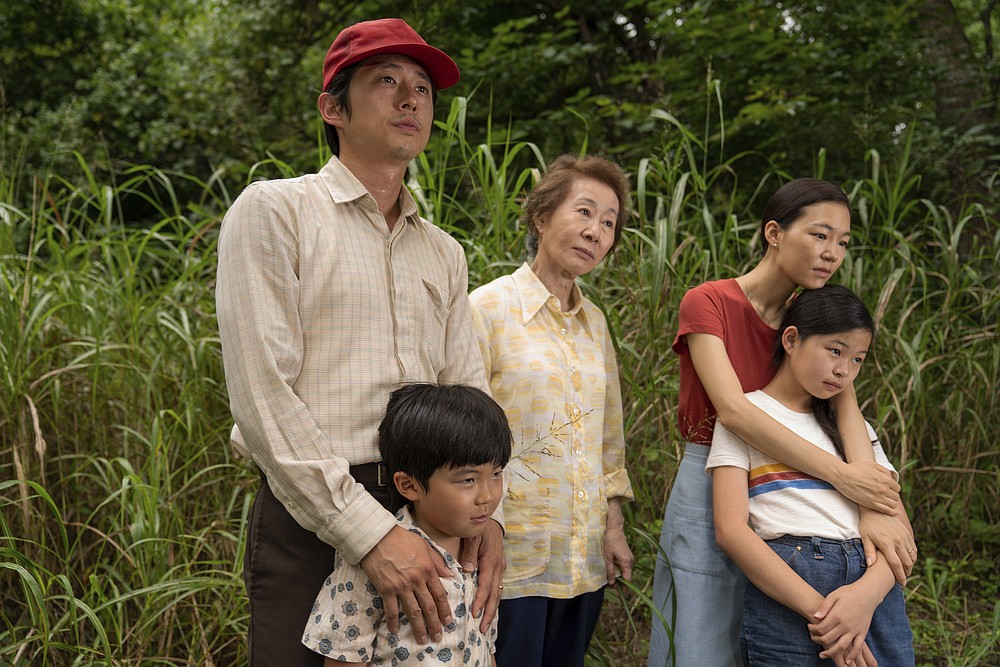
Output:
[577, 490, 585, 499]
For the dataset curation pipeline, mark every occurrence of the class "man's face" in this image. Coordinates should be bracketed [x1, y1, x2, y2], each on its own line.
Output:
[331, 54, 435, 165]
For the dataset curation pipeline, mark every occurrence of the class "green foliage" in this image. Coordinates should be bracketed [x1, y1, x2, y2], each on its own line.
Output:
[1, 159, 241, 664]
[909, 557, 1000, 666]
[4, 1, 998, 220]
[0, 0, 101, 114]
[4, 3, 998, 664]
[2, 98, 998, 664]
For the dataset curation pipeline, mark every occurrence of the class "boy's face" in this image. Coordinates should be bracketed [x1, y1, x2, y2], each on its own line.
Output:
[402, 463, 503, 547]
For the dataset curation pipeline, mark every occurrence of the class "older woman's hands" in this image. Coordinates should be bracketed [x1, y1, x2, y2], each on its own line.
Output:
[602, 497, 633, 585]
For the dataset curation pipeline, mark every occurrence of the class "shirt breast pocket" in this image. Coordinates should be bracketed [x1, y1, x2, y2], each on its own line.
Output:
[502, 493, 551, 581]
[420, 277, 449, 370]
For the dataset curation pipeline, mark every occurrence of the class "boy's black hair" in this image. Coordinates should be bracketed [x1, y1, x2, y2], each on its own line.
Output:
[379, 383, 512, 490]
[773, 285, 876, 456]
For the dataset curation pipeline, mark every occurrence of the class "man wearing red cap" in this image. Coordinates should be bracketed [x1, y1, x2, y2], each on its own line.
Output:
[216, 18, 503, 666]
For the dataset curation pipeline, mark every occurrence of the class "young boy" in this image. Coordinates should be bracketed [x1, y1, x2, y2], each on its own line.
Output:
[302, 383, 511, 666]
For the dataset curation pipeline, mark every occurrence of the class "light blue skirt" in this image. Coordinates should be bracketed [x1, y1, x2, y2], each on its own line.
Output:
[647, 443, 745, 667]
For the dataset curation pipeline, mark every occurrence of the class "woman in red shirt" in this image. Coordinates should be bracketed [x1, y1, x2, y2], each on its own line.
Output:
[646, 178, 916, 666]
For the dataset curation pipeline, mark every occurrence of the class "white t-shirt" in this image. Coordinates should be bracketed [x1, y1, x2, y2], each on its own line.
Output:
[707, 390, 897, 541]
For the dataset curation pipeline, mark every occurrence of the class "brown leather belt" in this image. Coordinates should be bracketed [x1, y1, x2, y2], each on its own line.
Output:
[348, 461, 391, 487]
[258, 461, 391, 487]
[258, 460, 403, 513]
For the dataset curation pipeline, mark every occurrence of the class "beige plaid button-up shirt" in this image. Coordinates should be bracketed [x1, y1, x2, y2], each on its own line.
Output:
[217, 156, 487, 564]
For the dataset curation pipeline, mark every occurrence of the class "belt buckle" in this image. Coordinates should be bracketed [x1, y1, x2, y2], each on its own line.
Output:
[377, 462, 389, 487]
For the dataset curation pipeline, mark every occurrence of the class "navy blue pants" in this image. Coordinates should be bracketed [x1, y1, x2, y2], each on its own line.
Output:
[495, 589, 605, 667]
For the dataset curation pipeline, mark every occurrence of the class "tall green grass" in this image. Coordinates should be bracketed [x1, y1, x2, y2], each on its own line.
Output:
[1, 161, 245, 665]
[1, 101, 997, 665]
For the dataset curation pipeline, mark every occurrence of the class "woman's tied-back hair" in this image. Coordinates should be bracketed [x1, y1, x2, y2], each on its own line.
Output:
[379, 383, 512, 490]
[758, 178, 851, 255]
[773, 285, 876, 456]
[524, 154, 631, 257]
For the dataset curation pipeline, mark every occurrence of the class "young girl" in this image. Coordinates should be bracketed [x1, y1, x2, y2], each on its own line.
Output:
[709, 285, 915, 667]
[647, 179, 915, 666]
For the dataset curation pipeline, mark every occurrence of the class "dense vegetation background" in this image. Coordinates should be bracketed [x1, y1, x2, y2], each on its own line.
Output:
[2, 1, 998, 664]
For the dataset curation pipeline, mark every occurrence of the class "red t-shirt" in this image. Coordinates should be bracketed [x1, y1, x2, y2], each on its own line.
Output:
[673, 278, 779, 445]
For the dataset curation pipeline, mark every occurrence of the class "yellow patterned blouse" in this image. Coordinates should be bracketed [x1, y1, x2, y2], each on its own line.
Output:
[470, 263, 633, 599]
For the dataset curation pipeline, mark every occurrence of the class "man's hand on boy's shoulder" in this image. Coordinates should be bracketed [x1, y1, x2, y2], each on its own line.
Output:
[460, 519, 505, 633]
[360, 525, 454, 644]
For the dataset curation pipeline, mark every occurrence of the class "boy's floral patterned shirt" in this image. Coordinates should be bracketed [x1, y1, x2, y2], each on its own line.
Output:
[302, 506, 496, 665]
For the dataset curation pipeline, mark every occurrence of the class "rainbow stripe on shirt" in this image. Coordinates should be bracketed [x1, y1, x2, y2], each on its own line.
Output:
[748, 463, 836, 498]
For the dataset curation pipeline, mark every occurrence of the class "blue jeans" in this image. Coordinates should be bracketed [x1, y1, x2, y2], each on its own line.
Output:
[647, 444, 745, 667]
[742, 536, 914, 666]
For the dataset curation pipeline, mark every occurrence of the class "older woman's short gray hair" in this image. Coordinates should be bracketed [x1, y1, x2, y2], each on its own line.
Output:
[523, 154, 631, 257]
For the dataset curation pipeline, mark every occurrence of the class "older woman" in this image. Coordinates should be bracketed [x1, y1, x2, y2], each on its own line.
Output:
[470, 155, 634, 667]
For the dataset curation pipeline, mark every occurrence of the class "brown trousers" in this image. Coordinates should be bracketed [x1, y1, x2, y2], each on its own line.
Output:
[244, 466, 404, 667]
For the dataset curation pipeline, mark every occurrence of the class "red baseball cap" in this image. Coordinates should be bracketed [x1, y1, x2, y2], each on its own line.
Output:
[323, 18, 460, 91]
